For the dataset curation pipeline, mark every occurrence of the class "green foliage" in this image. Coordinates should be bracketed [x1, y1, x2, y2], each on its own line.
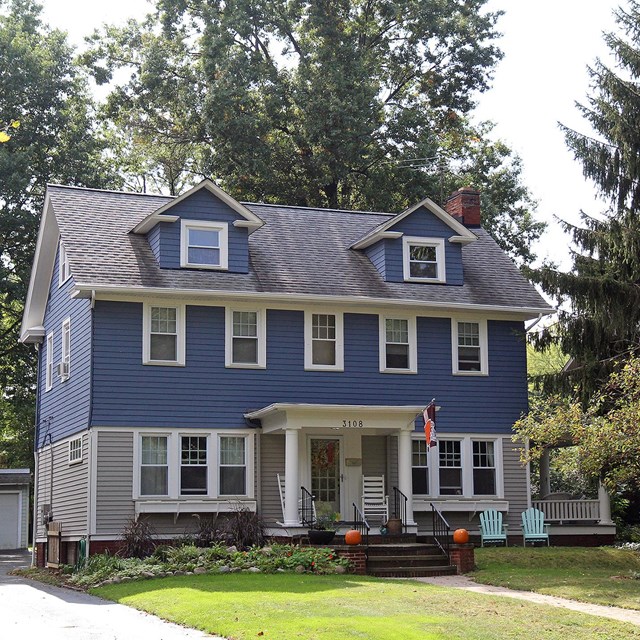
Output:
[84, 0, 545, 265]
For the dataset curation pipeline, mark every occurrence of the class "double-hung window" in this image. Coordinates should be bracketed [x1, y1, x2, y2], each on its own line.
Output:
[402, 236, 446, 283]
[472, 441, 496, 495]
[143, 304, 186, 366]
[226, 308, 266, 368]
[380, 316, 417, 373]
[219, 436, 247, 495]
[59, 242, 71, 286]
[439, 440, 462, 495]
[69, 437, 82, 464]
[452, 319, 488, 375]
[140, 435, 169, 496]
[181, 220, 228, 269]
[411, 439, 429, 494]
[304, 312, 344, 370]
[46, 331, 54, 391]
[180, 436, 208, 495]
[60, 318, 71, 381]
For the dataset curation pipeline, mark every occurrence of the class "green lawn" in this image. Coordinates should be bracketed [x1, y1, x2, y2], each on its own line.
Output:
[92, 573, 640, 639]
[473, 547, 640, 610]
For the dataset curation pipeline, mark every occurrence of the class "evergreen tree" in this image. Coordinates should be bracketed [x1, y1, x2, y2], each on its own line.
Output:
[533, 1, 640, 402]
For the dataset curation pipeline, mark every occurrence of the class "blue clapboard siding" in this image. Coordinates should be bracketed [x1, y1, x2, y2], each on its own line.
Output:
[37, 243, 92, 447]
[150, 189, 249, 272]
[364, 206, 464, 285]
[91, 301, 527, 434]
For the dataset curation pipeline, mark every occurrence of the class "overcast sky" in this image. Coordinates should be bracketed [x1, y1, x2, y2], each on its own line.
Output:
[38, 0, 623, 269]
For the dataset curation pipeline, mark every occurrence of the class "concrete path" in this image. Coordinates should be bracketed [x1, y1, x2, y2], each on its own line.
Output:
[416, 574, 640, 627]
[0, 550, 222, 640]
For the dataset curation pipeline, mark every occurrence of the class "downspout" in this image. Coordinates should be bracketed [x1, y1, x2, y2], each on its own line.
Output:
[86, 290, 96, 560]
[31, 343, 41, 567]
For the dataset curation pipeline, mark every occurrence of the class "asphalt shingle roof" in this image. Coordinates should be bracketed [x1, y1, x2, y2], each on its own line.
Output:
[47, 185, 550, 311]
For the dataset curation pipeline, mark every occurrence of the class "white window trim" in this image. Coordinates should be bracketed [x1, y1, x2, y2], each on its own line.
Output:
[60, 317, 71, 382]
[451, 318, 489, 376]
[225, 306, 267, 369]
[131, 430, 254, 500]
[379, 314, 417, 374]
[58, 241, 71, 287]
[45, 331, 54, 391]
[402, 236, 446, 283]
[218, 434, 250, 498]
[68, 436, 83, 465]
[179, 434, 209, 497]
[180, 219, 229, 270]
[304, 310, 344, 371]
[411, 438, 430, 497]
[142, 303, 186, 367]
[425, 434, 504, 499]
[471, 439, 498, 497]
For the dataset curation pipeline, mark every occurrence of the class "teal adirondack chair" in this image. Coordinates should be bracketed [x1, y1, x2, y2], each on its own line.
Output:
[479, 509, 508, 547]
[521, 507, 550, 546]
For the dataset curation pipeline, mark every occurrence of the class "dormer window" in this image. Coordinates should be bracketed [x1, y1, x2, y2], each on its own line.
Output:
[180, 220, 228, 270]
[402, 237, 446, 283]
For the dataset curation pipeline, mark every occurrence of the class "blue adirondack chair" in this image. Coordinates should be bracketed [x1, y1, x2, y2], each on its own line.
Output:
[479, 509, 508, 547]
[521, 507, 550, 546]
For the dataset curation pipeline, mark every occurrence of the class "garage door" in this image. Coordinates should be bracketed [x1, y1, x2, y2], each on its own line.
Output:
[0, 493, 20, 549]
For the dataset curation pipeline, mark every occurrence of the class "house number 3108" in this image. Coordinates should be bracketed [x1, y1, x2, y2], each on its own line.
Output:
[342, 420, 364, 428]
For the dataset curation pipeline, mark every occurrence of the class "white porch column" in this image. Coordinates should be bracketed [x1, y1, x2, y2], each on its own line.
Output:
[397, 429, 416, 525]
[539, 449, 551, 498]
[284, 428, 301, 526]
[598, 481, 614, 525]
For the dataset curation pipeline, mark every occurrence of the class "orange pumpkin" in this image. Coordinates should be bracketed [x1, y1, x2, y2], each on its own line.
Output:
[453, 528, 470, 544]
[344, 529, 363, 545]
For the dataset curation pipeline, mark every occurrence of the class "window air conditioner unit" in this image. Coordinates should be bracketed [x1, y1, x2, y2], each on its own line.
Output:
[57, 362, 69, 377]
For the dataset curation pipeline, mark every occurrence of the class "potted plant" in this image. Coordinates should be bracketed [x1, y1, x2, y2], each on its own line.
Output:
[308, 504, 340, 544]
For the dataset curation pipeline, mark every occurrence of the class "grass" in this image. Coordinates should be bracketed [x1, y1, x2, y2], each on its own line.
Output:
[92, 572, 640, 639]
[473, 546, 640, 610]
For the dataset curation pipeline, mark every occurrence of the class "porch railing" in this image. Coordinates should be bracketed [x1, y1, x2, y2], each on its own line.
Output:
[300, 486, 316, 526]
[532, 499, 600, 523]
[430, 502, 451, 560]
[352, 502, 371, 547]
[392, 486, 408, 534]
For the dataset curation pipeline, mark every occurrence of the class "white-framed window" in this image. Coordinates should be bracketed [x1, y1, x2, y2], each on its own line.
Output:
[402, 236, 446, 283]
[68, 437, 83, 464]
[60, 317, 71, 381]
[225, 308, 266, 368]
[180, 435, 208, 495]
[140, 435, 169, 496]
[379, 315, 417, 373]
[304, 311, 344, 371]
[438, 440, 462, 495]
[180, 220, 229, 270]
[58, 241, 71, 286]
[219, 435, 247, 496]
[46, 331, 54, 391]
[411, 439, 429, 495]
[472, 440, 496, 495]
[451, 318, 488, 375]
[143, 304, 186, 366]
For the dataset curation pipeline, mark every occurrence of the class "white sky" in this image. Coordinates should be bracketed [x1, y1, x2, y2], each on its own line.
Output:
[39, 0, 621, 269]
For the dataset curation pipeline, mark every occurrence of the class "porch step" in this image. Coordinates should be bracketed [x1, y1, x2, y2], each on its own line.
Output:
[365, 543, 457, 578]
[368, 565, 457, 578]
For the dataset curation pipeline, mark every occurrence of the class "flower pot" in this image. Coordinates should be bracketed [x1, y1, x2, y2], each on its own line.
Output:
[386, 517, 402, 535]
[308, 529, 336, 545]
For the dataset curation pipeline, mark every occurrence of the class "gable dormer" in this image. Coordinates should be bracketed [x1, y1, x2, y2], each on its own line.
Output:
[352, 189, 478, 286]
[132, 180, 264, 273]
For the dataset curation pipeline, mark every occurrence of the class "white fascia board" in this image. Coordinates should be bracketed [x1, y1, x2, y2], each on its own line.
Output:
[20, 194, 59, 343]
[131, 179, 265, 234]
[350, 231, 403, 250]
[448, 235, 476, 245]
[351, 196, 476, 250]
[245, 403, 425, 420]
[74, 283, 554, 320]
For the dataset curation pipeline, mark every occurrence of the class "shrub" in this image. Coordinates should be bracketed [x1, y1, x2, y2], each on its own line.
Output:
[218, 506, 265, 549]
[120, 517, 156, 558]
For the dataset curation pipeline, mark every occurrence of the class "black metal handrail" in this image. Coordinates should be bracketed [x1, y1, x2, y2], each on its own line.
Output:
[300, 486, 316, 526]
[391, 486, 408, 533]
[352, 502, 371, 547]
[430, 502, 451, 560]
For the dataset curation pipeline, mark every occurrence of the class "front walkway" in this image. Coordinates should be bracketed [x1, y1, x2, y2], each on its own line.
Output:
[0, 550, 220, 640]
[417, 575, 640, 627]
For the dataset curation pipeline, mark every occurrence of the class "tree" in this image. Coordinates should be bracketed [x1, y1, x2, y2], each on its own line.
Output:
[0, 0, 119, 468]
[84, 0, 545, 264]
[531, 1, 640, 401]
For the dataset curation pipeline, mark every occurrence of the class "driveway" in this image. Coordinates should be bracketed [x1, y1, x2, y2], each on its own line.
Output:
[0, 550, 222, 640]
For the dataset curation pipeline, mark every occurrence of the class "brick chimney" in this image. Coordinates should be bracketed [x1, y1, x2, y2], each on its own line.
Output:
[444, 187, 481, 227]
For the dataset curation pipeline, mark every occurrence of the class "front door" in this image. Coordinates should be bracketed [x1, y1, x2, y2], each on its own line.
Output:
[310, 437, 342, 515]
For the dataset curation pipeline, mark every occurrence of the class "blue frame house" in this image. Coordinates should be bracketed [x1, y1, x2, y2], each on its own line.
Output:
[21, 180, 613, 563]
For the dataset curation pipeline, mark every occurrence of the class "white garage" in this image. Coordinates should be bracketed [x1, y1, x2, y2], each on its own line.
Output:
[0, 470, 30, 550]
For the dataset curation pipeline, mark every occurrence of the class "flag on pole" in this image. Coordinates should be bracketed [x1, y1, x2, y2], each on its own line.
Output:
[423, 400, 437, 450]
